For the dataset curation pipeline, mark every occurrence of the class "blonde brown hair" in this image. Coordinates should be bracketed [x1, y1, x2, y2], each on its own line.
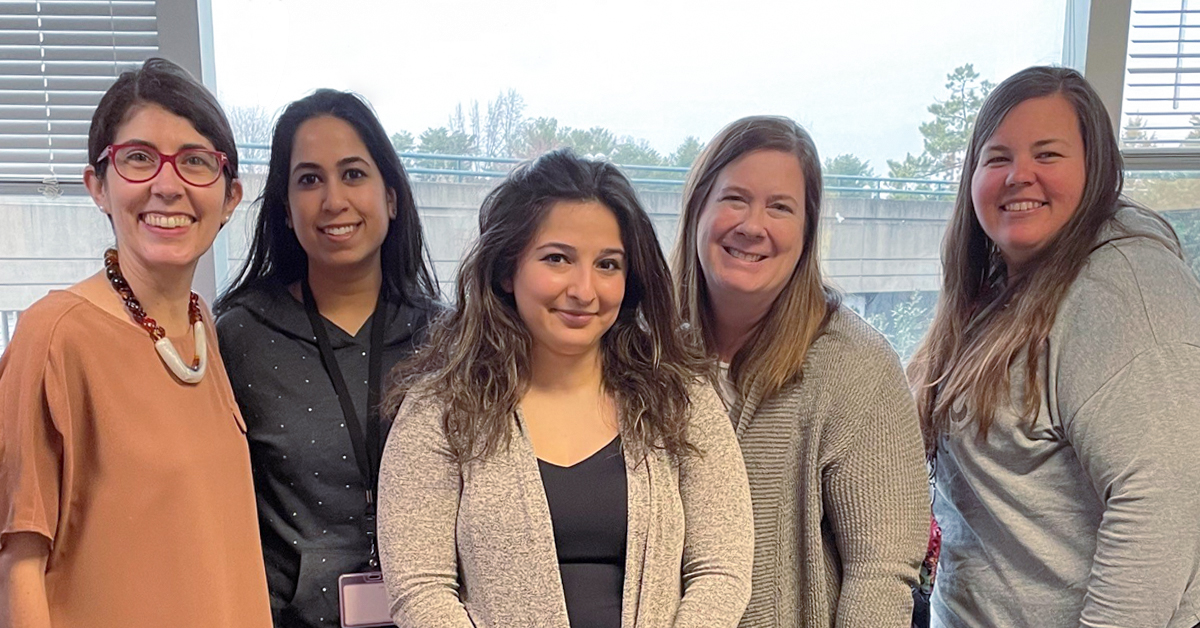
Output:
[907, 66, 1179, 459]
[672, 116, 839, 399]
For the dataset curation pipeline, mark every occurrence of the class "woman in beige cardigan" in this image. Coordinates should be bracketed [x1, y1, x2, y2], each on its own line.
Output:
[672, 116, 929, 628]
[377, 149, 753, 628]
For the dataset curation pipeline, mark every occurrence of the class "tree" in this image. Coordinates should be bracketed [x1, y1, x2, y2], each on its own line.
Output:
[886, 64, 993, 189]
[823, 153, 875, 198]
[226, 105, 274, 174]
[390, 131, 415, 153]
[669, 136, 705, 168]
[866, 291, 937, 362]
[515, 116, 566, 158]
[918, 64, 995, 179]
[1124, 116, 1157, 149]
[416, 127, 476, 176]
[481, 89, 526, 158]
[565, 127, 618, 159]
[885, 152, 938, 199]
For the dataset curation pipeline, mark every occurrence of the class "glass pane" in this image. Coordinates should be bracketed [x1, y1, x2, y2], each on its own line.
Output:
[1124, 171, 1200, 280]
[1120, 0, 1200, 152]
[207, 0, 1065, 359]
[0, 192, 112, 352]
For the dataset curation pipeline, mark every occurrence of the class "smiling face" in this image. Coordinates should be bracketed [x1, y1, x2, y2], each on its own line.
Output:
[971, 93, 1087, 271]
[509, 200, 627, 363]
[84, 103, 241, 275]
[696, 149, 806, 312]
[287, 115, 396, 280]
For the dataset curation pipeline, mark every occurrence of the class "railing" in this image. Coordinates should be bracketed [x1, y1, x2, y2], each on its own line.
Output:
[235, 144, 959, 199]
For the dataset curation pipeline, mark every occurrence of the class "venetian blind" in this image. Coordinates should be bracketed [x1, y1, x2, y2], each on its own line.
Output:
[0, 0, 158, 187]
[1122, 0, 1200, 155]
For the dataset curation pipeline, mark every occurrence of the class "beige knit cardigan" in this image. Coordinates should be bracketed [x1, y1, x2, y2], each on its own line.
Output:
[377, 382, 754, 628]
[731, 307, 929, 628]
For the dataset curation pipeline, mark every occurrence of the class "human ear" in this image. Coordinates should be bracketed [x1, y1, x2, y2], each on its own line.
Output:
[84, 165, 110, 217]
[221, 178, 244, 227]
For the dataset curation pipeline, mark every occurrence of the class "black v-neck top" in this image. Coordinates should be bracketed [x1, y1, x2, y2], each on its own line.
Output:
[537, 436, 628, 628]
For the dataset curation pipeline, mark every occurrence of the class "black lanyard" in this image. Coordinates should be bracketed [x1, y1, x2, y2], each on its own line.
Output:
[301, 280, 386, 563]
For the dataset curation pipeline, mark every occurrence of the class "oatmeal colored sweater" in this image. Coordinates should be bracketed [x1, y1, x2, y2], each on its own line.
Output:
[377, 382, 754, 628]
[732, 306, 930, 628]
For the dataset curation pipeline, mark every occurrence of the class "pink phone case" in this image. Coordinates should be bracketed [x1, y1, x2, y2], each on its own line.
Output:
[338, 572, 394, 628]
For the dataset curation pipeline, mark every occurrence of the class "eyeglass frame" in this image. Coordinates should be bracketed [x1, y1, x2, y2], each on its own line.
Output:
[97, 143, 233, 188]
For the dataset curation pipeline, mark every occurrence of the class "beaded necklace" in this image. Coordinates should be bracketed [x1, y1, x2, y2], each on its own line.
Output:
[103, 248, 207, 384]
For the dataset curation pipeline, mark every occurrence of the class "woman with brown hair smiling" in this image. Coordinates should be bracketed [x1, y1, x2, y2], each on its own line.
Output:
[672, 115, 929, 628]
[0, 58, 269, 628]
[377, 149, 753, 628]
[909, 66, 1200, 628]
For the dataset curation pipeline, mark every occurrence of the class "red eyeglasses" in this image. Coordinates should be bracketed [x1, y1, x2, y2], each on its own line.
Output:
[99, 143, 231, 187]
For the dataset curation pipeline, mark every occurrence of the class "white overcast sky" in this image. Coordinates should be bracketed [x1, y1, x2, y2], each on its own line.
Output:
[210, 0, 1067, 173]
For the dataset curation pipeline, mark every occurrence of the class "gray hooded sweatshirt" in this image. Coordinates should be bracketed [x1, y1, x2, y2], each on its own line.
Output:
[932, 207, 1200, 628]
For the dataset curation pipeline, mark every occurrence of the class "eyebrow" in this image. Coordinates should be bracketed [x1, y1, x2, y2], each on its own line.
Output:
[983, 138, 1069, 152]
[120, 139, 212, 151]
[535, 242, 626, 257]
[291, 155, 370, 174]
[719, 183, 799, 206]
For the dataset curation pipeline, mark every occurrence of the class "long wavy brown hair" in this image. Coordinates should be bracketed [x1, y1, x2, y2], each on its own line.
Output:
[672, 116, 839, 400]
[383, 149, 708, 463]
[907, 66, 1179, 459]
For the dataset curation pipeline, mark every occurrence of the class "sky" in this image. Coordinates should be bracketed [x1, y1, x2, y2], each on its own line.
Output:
[210, 0, 1067, 174]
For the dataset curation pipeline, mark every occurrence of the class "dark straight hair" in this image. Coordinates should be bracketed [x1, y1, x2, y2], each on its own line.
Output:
[88, 57, 238, 196]
[216, 89, 438, 312]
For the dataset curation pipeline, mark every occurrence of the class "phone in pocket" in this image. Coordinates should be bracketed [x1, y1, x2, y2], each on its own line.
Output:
[338, 571, 394, 628]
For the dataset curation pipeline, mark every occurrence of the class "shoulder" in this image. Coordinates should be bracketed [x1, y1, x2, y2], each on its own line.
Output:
[394, 380, 446, 425]
[685, 380, 731, 433]
[1051, 218, 1200, 419]
[805, 305, 906, 385]
[6, 292, 95, 355]
[388, 295, 445, 343]
[214, 283, 290, 337]
[771, 306, 915, 448]
[1058, 224, 1200, 351]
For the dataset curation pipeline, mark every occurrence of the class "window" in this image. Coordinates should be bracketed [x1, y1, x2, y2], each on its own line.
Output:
[208, 0, 1068, 359]
[0, 0, 164, 351]
[1118, 0, 1200, 289]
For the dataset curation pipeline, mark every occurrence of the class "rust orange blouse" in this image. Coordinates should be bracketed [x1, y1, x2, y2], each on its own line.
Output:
[0, 290, 271, 627]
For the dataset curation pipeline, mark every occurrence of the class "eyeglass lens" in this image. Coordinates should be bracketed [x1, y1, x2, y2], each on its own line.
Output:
[113, 146, 223, 186]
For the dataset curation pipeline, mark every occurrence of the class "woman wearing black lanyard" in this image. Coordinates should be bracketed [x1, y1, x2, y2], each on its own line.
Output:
[215, 89, 440, 628]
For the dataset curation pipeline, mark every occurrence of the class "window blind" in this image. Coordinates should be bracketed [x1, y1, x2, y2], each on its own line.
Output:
[1122, 0, 1200, 155]
[0, 0, 158, 188]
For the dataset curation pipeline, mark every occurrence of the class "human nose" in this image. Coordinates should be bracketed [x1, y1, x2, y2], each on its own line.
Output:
[149, 156, 185, 197]
[1006, 155, 1036, 187]
[565, 266, 597, 305]
[322, 180, 350, 212]
[733, 204, 767, 239]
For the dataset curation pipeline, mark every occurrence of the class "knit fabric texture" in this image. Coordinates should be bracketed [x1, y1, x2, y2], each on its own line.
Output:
[732, 306, 929, 628]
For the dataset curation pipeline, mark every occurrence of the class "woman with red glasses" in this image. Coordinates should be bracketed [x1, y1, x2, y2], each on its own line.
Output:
[0, 58, 271, 627]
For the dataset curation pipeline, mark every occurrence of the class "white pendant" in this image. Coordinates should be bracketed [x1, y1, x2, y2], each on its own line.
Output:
[154, 321, 207, 385]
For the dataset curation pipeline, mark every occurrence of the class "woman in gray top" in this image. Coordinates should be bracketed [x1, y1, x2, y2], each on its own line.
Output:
[377, 149, 753, 628]
[671, 116, 930, 628]
[215, 90, 441, 627]
[908, 66, 1200, 628]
